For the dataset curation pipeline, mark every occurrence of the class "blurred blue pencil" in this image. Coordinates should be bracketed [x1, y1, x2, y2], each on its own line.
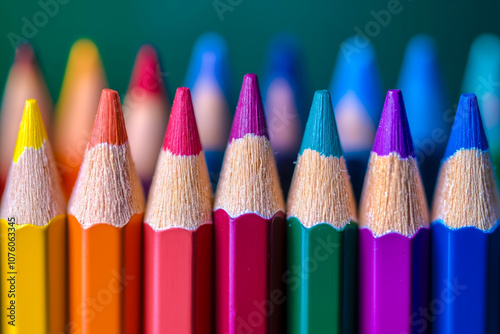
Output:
[461, 33, 500, 181]
[184, 32, 233, 188]
[329, 36, 383, 200]
[262, 33, 308, 197]
[397, 34, 450, 202]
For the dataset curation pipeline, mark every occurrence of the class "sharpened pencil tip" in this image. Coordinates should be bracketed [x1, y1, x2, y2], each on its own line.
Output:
[128, 45, 165, 95]
[13, 99, 48, 162]
[163, 87, 202, 156]
[444, 93, 489, 159]
[89, 89, 128, 147]
[372, 89, 415, 158]
[300, 90, 342, 157]
[14, 43, 35, 64]
[229, 74, 268, 142]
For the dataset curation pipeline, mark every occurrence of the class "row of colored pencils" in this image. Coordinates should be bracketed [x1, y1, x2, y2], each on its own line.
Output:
[0, 67, 498, 334]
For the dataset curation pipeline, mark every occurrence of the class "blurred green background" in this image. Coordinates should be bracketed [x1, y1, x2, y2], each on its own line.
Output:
[0, 0, 498, 106]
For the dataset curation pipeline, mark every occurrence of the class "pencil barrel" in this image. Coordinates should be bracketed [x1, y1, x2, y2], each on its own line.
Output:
[0, 216, 66, 334]
[359, 227, 429, 334]
[431, 222, 500, 334]
[68, 214, 142, 334]
[214, 210, 286, 334]
[286, 219, 347, 334]
[143, 223, 213, 334]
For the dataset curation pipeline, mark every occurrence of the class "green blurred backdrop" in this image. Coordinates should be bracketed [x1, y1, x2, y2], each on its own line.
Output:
[0, 0, 498, 107]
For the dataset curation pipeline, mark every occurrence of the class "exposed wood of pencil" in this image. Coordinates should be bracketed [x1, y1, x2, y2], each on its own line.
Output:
[54, 39, 107, 197]
[287, 149, 356, 228]
[214, 133, 284, 218]
[359, 152, 428, 236]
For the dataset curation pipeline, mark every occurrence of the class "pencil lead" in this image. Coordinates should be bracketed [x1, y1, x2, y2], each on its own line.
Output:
[128, 45, 165, 95]
[300, 90, 342, 158]
[89, 89, 127, 147]
[13, 99, 48, 163]
[373, 89, 415, 158]
[14, 43, 35, 64]
[229, 74, 268, 141]
[162, 87, 202, 156]
[444, 93, 488, 159]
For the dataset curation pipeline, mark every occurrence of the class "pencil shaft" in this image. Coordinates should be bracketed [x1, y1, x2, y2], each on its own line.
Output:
[431, 222, 500, 333]
[359, 228, 429, 334]
[215, 210, 286, 334]
[68, 215, 142, 334]
[0, 216, 66, 334]
[143, 224, 213, 334]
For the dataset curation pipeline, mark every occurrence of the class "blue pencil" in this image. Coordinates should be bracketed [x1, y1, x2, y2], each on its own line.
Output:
[397, 34, 450, 203]
[461, 34, 500, 182]
[431, 93, 500, 334]
[184, 32, 233, 188]
[262, 33, 308, 197]
[329, 36, 383, 200]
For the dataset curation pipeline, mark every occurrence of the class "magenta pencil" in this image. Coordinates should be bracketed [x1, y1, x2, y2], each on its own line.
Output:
[359, 89, 429, 334]
[214, 74, 286, 334]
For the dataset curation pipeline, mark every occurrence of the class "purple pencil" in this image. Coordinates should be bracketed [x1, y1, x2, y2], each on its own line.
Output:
[359, 89, 430, 334]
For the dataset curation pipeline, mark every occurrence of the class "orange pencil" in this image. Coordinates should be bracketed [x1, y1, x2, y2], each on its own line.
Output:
[54, 39, 107, 198]
[0, 43, 53, 194]
[68, 89, 145, 334]
[123, 45, 170, 195]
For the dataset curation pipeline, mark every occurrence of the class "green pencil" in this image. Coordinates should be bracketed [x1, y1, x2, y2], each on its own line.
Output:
[286, 89, 358, 334]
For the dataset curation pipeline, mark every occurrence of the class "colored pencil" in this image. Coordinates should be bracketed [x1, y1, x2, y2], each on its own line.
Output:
[143, 87, 213, 334]
[0, 43, 53, 195]
[397, 34, 450, 202]
[359, 89, 430, 334]
[0, 99, 66, 333]
[54, 38, 108, 198]
[461, 33, 500, 180]
[431, 93, 500, 334]
[68, 89, 145, 334]
[184, 32, 232, 188]
[214, 73, 286, 334]
[262, 33, 307, 197]
[329, 36, 383, 200]
[286, 90, 358, 334]
[124, 44, 170, 195]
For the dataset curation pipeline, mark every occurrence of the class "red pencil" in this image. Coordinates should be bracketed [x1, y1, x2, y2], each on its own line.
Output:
[214, 74, 286, 334]
[143, 87, 213, 334]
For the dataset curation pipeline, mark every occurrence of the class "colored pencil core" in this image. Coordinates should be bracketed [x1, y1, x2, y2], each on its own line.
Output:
[89, 89, 128, 147]
[13, 99, 48, 162]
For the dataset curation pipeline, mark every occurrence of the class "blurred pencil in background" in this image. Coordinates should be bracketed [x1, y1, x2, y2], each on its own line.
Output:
[214, 74, 286, 334]
[262, 33, 308, 197]
[144, 87, 213, 334]
[397, 34, 450, 202]
[329, 36, 383, 200]
[54, 39, 107, 198]
[0, 99, 66, 333]
[68, 89, 144, 334]
[124, 44, 170, 195]
[462, 33, 500, 180]
[184, 32, 232, 187]
[0, 43, 53, 195]
[286, 90, 358, 334]
[431, 93, 500, 334]
[359, 89, 429, 334]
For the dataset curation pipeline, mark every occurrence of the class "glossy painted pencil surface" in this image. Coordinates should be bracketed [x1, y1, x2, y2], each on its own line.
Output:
[286, 90, 358, 334]
[359, 89, 429, 334]
[0, 99, 66, 333]
[54, 39, 107, 198]
[184, 32, 232, 187]
[0, 44, 53, 195]
[397, 35, 450, 202]
[143, 87, 213, 334]
[124, 44, 170, 195]
[431, 93, 500, 334]
[329, 37, 383, 200]
[214, 74, 286, 334]
[68, 89, 145, 334]
[262, 33, 307, 196]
